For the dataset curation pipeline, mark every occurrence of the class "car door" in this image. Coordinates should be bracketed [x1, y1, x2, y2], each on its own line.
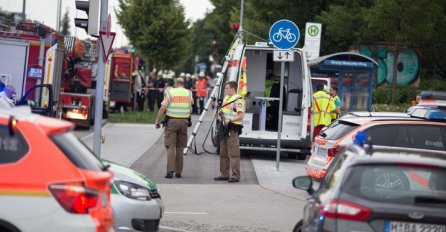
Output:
[17, 84, 54, 117]
[303, 153, 346, 231]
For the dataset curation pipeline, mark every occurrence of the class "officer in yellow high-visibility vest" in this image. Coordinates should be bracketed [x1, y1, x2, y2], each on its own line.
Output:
[155, 77, 193, 179]
[312, 84, 335, 140]
[214, 81, 245, 183]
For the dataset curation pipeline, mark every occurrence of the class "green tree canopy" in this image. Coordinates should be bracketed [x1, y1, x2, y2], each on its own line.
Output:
[116, 0, 191, 71]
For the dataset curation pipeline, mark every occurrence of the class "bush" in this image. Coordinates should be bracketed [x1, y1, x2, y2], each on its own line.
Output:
[373, 86, 418, 104]
[419, 78, 446, 91]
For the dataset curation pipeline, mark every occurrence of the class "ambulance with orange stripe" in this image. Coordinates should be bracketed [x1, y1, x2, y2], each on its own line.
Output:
[213, 38, 313, 158]
[0, 107, 113, 232]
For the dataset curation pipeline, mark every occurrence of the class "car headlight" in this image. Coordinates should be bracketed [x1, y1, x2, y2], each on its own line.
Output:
[114, 181, 151, 201]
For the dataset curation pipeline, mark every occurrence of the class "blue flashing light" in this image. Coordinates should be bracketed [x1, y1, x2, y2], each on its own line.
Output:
[410, 107, 446, 121]
[354, 131, 367, 147]
[426, 110, 446, 120]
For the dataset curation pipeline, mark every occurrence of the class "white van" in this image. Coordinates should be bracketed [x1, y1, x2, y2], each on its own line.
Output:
[213, 40, 313, 159]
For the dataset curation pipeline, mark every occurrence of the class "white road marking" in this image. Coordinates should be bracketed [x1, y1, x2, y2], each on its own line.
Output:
[165, 211, 208, 215]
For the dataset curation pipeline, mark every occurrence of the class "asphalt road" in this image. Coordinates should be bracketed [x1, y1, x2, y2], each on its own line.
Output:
[130, 112, 307, 232]
[74, 110, 308, 232]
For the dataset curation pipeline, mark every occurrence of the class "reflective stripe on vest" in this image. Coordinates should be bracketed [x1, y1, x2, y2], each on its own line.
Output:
[312, 91, 332, 126]
[166, 87, 192, 118]
[222, 94, 244, 125]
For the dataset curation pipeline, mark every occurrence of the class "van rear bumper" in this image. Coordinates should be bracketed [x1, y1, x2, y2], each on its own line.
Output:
[239, 137, 311, 150]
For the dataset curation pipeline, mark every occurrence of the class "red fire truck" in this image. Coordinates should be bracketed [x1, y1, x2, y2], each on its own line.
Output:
[0, 18, 103, 128]
[105, 49, 138, 111]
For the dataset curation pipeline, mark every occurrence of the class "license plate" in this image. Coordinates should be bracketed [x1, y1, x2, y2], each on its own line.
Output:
[316, 147, 327, 159]
[385, 221, 446, 232]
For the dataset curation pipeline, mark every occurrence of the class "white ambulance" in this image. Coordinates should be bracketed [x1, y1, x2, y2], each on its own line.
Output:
[213, 39, 313, 159]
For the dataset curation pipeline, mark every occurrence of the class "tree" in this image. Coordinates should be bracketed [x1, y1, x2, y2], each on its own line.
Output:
[116, 0, 191, 71]
[365, 0, 445, 102]
[60, 8, 70, 35]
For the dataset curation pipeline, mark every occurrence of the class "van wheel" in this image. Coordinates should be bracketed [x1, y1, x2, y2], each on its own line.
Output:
[293, 220, 303, 232]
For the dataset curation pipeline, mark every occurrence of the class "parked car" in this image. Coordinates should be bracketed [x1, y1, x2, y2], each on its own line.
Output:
[103, 160, 164, 232]
[0, 107, 113, 232]
[306, 108, 446, 180]
[294, 145, 446, 232]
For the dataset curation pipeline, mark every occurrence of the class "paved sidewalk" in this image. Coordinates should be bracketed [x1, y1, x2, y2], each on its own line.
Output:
[81, 123, 163, 167]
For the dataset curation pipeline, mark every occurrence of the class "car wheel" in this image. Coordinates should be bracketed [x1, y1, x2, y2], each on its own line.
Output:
[374, 170, 410, 192]
[293, 219, 303, 232]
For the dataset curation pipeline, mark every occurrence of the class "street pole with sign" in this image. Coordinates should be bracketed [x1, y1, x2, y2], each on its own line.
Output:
[269, 19, 300, 171]
[93, 0, 111, 156]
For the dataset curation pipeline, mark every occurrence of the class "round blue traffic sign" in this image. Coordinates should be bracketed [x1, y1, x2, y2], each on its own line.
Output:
[269, 19, 300, 49]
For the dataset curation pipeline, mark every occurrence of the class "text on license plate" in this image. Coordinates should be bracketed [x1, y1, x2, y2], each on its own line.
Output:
[385, 221, 446, 232]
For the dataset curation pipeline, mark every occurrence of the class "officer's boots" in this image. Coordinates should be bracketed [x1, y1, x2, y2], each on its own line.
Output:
[165, 171, 174, 179]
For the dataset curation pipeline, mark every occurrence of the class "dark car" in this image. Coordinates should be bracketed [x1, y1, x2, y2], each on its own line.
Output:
[293, 145, 446, 232]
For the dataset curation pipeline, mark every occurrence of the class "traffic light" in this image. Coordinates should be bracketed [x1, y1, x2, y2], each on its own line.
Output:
[74, 0, 100, 36]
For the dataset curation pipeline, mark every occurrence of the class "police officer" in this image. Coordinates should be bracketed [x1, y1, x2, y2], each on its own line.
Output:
[214, 81, 245, 183]
[155, 78, 193, 178]
[312, 84, 335, 140]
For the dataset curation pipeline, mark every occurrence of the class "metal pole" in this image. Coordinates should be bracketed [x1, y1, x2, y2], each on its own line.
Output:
[22, 0, 26, 21]
[276, 61, 285, 171]
[93, 0, 108, 157]
[56, 0, 61, 32]
[239, 0, 244, 41]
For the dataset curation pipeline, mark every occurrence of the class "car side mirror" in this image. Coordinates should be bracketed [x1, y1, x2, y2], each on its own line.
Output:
[292, 176, 314, 195]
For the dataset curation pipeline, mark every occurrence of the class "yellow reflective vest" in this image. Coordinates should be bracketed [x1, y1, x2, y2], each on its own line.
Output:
[166, 87, 192, 118]
[330, 95, 340, 120]
[222, 94, 244, 125]
[312, 91, 335, 126]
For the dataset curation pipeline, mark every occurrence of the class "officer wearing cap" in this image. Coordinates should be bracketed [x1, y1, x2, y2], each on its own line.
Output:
[155, 77, 193, 179]
[214, 81, 245, 183]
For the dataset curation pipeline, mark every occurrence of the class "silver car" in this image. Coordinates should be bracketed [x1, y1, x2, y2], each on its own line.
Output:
[104, 160, 164, 232]
[293, 145, 446, 232]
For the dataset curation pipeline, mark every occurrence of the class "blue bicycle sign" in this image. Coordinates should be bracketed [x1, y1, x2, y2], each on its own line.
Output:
[269, 19, 300, 49]
[272, 28, 297, 43]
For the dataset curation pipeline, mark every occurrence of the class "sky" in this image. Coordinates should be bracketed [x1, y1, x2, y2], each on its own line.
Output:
[0, 0, 215, 47]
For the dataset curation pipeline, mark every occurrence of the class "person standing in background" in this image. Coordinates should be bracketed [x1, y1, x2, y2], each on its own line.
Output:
[312, 84, 335, 140]
[147, 72, 158, 112]
[329, 86, 342, 120]
[196, 71, 208, 114]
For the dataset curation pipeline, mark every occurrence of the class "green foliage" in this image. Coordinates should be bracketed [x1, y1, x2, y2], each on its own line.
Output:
[420, 78, 446, 91]
[372, 103, 411, 112]
[108, 110, 157, 124]
[116, 0, 191, 70]
[373, 86, 418, 104]
[60, 8, 70, 36]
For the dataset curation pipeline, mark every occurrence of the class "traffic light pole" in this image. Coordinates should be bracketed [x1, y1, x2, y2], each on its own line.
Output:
[93, 0, 108, 157]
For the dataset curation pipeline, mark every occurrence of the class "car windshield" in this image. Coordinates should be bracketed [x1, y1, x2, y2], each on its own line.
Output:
[320, 120, 358, 140]
[51, 132, 105, 171]
[343, 164, 446, 205]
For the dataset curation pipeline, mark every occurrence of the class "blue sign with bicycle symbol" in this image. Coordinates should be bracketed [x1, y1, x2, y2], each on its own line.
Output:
[269, 19, 300, 49]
